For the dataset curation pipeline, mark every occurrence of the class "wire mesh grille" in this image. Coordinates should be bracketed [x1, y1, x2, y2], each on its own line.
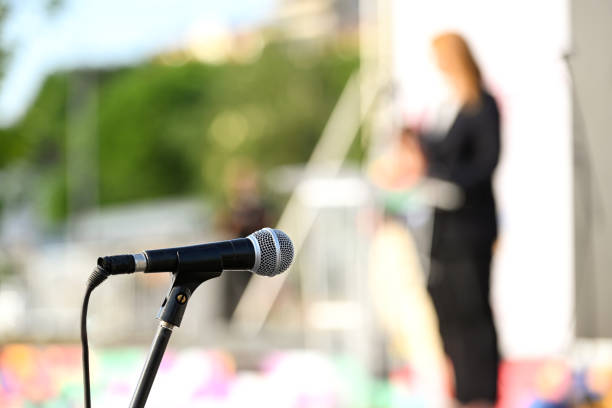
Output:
[274, 229, 294, 273]
[252, 229, 278, 276]
[250, 229, 293, 276]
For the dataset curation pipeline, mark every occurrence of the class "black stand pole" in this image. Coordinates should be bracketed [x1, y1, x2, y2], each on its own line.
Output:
[128, 264, 222, 408]
[129, 322, 174, 408]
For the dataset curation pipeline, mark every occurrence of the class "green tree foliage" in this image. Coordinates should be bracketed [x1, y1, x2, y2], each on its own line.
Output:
[0, 41, 359, 222]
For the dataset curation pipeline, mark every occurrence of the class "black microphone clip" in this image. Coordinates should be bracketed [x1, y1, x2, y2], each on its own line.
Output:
[157, 251, 223, 327]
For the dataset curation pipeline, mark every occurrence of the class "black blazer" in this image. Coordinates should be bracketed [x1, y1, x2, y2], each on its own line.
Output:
[420, 90, 501, 260]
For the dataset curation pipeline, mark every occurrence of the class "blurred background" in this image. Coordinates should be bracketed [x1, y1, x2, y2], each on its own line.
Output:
[0, 0, 611, 406]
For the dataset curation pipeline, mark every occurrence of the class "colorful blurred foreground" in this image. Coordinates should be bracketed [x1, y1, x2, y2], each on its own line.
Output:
[2, 344, 612, 407]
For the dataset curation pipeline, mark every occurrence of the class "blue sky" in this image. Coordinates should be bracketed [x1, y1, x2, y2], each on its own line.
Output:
[0, 0, 275, 127]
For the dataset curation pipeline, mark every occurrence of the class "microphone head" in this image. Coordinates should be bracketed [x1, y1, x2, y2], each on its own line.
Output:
[247, 228, 294, 276]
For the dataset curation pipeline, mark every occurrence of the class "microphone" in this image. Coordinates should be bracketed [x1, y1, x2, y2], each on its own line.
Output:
[97, 228, 294, 277]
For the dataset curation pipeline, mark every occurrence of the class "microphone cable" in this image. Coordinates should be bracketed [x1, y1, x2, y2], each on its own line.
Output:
[81, 265, 109, 408]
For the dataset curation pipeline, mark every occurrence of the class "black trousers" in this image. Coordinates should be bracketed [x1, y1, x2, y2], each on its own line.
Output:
[427, 253, 499, 404]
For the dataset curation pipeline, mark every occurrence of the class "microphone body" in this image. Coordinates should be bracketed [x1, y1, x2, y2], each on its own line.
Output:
[98, 228, 293, 277]
[144, 238, 255, 273]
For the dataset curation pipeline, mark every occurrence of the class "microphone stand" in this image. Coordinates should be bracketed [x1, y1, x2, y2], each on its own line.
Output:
[129, 260, 222, 408]
[129, 321, 174, 407]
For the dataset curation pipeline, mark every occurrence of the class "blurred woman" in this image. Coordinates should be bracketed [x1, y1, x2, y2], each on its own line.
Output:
[420, 33, 501, 407]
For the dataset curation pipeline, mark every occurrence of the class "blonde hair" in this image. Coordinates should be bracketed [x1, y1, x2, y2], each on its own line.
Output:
[432, 32, 482, 106]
